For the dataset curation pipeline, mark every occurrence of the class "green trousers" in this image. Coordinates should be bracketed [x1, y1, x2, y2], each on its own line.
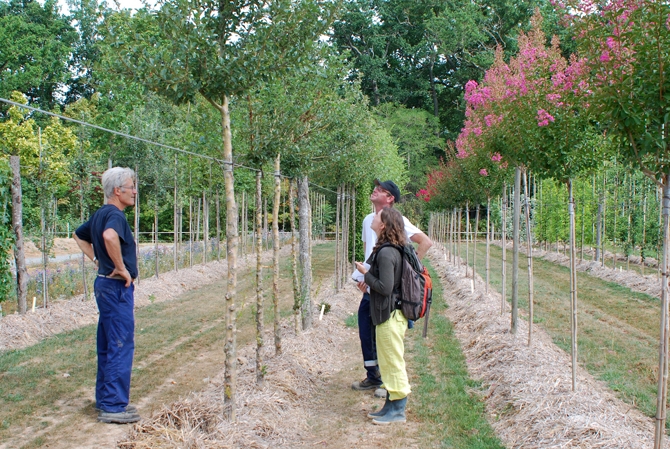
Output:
[376, 309, 411, 401]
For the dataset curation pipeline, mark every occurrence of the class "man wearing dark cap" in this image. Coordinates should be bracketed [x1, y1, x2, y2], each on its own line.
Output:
[351, 179, 432, 395]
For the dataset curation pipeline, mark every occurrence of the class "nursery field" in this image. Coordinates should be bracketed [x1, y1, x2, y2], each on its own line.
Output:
[0, 244, 504, 449]
[462, 241, 662, 423]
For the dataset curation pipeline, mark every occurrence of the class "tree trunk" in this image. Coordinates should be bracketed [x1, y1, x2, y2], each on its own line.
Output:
[203, 191, 209, 264]
[512, 167, 521, 333]
[595, 194, 603, 262]
[80, 180, 88, 301]
[196, 197, 202, 263]
[220, 96, 239, 419]
[272, 155, 281, 354]
[524, 170, 534, 346]
[580, 205, 585, 262]
[289, 179, 300, 333]
[451, 209, 455, 263]
[11, 156, 27, 314]
[351, 189, 356, 267]
[298, 176, 312, 330]
[372, 79, 380, 106]
[264, 197, 268, 252]
[241, 192, 246, 256]
[465, 202, 470, 278]
[653, 174, 670, 449]
[457, 208, 462, 264]
[244, 191, 249, 256]
[474, 205, 479, 287]
[255, 171, 264, 384]
[642, 189, 647, 275]
[189, 197, 193, 268]
[335, 185, 341, 290]
[135, 168, 140, 285]
[501, 183, 508, 315]
[344, 185, 351, 286]
[174, 155, 178, 271]
[601, 175, 607, 267]
[486, 197, 491, 294]
[154, 205, 159, 278]
[41, 207, 48, 308]
[568, 180, 578, 391]
[216, 190, 221, 261]
[429, 51, 439, 119]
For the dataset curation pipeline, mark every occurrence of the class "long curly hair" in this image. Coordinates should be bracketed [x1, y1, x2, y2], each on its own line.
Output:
[372, 207, 407, 253]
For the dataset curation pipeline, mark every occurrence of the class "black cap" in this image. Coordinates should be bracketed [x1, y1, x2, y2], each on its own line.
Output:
[374, 179, 401, 203]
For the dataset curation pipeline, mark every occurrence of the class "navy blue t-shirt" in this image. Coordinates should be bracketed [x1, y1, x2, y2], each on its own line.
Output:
[75, 204, 138, 279]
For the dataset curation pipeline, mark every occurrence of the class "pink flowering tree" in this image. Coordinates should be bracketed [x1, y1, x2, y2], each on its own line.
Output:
[460, 10, 610, 379]
[565, 0, 670, 443]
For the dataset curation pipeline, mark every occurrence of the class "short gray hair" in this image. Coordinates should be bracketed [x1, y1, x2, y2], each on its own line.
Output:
[101, 167, 135, 201]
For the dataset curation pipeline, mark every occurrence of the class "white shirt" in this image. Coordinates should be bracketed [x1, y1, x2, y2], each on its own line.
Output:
[361, 212, 421, 262]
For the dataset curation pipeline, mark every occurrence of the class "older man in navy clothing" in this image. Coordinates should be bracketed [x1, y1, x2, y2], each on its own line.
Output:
[74, 167, 140, 424]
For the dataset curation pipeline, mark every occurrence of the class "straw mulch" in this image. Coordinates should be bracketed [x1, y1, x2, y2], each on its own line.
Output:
[0, 246, 291, 351]
[429, 244, 668, 449]
[117, 278, 358, 449]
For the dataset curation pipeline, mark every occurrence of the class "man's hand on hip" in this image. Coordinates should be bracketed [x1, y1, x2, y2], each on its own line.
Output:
[111, 267, 132, 287]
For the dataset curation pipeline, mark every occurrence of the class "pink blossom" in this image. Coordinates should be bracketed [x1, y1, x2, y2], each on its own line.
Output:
[600, 51, 611, 62]
[484, 115, 496, 127]
[491, 153, 502, 162]
[606, 37, 616, 49]
[537, 109, 555, 127]
[546, 93, 561, 102]
[552, 72, 566, 87]
[465, 86, 492, 108]
[473, 127, 482, 136]
[479, 169, 488, 176]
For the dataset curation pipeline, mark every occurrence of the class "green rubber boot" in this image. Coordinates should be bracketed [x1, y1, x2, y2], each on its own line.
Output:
[367, 396, 391, 418]
[371, 397, 407, 425]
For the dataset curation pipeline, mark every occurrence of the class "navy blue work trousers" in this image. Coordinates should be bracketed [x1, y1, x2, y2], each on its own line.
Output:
[358, 293, 381, 383]
[94, 277, 135, 413]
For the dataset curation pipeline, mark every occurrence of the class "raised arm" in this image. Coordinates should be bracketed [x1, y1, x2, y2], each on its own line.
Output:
[410, 231, 433, 260]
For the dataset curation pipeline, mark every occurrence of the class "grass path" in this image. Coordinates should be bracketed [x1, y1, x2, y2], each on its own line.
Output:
[458, 241, 663, 424]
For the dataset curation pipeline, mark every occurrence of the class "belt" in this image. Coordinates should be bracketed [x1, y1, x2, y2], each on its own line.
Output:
[97, 274, 130, 281]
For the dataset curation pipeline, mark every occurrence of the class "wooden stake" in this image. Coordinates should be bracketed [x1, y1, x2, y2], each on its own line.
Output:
[255, 171, 264, 384]
[568, 179, 578, 390]
[511, 167, 521, 334]
[501, 183, 508, 315]
[524, 170, 534, 346]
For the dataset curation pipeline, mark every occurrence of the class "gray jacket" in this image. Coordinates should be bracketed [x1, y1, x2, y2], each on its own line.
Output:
[364, 245, 402, 326]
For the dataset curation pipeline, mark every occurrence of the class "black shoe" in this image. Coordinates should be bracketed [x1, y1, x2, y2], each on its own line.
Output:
[351, 378, 383, 391]
[97, 410, 141, 424]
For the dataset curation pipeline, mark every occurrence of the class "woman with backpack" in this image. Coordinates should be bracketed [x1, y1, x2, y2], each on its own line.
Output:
[354, 207, 410, 425]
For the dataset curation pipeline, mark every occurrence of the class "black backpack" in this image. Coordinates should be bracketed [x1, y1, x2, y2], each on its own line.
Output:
[378, 243, 433, 321]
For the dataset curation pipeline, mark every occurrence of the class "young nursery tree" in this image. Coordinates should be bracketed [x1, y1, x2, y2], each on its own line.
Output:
[0, 93, 38, 313]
